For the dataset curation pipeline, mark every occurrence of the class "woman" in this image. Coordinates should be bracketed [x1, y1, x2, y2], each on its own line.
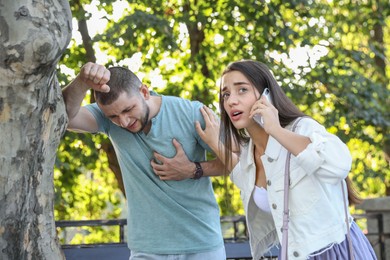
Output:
[197, 60, 377, 259]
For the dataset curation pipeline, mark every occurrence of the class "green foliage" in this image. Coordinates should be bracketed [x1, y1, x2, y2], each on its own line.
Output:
[56, 0, 389, 242]
[55, 130, 125, 243]
[55, 131, 125, 219]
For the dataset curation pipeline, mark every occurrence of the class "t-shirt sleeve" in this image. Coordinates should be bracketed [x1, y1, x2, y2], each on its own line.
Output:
[85, 103, 111, 135]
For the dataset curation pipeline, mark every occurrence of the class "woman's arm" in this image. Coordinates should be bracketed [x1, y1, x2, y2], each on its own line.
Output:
[195, 106, 239, 172]
[290, 118, 352, 184]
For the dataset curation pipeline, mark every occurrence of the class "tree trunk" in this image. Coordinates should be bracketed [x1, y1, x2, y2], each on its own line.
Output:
[0, 1, 72, 259]
[371, 1, 390, 195]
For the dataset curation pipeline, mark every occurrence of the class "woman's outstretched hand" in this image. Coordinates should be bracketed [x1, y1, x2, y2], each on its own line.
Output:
[196, 106, 220, 153]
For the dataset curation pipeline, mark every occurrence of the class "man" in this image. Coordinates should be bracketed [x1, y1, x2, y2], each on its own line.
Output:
[62, 62, 226, 259]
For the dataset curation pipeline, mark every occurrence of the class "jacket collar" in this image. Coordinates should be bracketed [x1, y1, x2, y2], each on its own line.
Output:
[244, 135, 283, 166]
[263, 121, 297, 162]
[264, 136, 283, 161]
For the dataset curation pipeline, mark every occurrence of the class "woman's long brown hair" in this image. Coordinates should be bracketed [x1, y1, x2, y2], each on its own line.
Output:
[346, 176, 362, 205]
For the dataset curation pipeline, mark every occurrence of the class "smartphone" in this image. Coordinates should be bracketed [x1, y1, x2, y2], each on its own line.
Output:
[253, 88, 272, 127]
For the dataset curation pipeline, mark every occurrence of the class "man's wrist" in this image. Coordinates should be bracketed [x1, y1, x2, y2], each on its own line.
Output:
[192, 162, 203, 179]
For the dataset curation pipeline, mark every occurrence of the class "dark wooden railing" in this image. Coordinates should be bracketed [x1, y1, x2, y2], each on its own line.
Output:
[56, 213, 385, 260]
[57, 216, 265, 259]
[56, 219, 128, 244]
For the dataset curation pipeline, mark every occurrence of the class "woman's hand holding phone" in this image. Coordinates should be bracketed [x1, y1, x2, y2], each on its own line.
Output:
[252, 88, 272, 127]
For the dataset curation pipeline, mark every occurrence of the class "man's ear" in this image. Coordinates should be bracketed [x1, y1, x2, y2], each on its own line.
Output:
[140, 84, 150, 99]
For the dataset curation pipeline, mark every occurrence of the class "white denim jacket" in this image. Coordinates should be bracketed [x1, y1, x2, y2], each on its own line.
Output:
[230, 117, 353, 260]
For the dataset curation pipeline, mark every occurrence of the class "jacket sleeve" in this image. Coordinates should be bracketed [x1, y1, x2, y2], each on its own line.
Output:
[294, 118, 352, 184]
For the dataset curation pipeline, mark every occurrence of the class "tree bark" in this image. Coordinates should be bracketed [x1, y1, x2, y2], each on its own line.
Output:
[371, 1, 389, 195]
[0, 0, 72, 259]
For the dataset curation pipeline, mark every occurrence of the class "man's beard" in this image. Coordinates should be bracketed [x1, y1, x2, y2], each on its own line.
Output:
[127, 100, 149, 133]
[137, 104, 150, 133]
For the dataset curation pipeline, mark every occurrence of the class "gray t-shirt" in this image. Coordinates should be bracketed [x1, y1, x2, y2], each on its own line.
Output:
[86, 94, 223, 254]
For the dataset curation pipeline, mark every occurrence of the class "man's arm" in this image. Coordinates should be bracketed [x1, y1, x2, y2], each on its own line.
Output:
[62, 62, 110, 133]
[151, 139, 226, 181]
[151, 106, 240, 180]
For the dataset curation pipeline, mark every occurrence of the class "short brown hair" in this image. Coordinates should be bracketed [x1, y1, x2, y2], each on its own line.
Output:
[94, 66, 142, 105]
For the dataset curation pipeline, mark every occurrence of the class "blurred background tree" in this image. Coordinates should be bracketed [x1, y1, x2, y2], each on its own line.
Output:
[55, 0, 389, 243]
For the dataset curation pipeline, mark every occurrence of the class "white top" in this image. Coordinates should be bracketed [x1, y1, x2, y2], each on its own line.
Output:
[253, 186, 272, 213]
